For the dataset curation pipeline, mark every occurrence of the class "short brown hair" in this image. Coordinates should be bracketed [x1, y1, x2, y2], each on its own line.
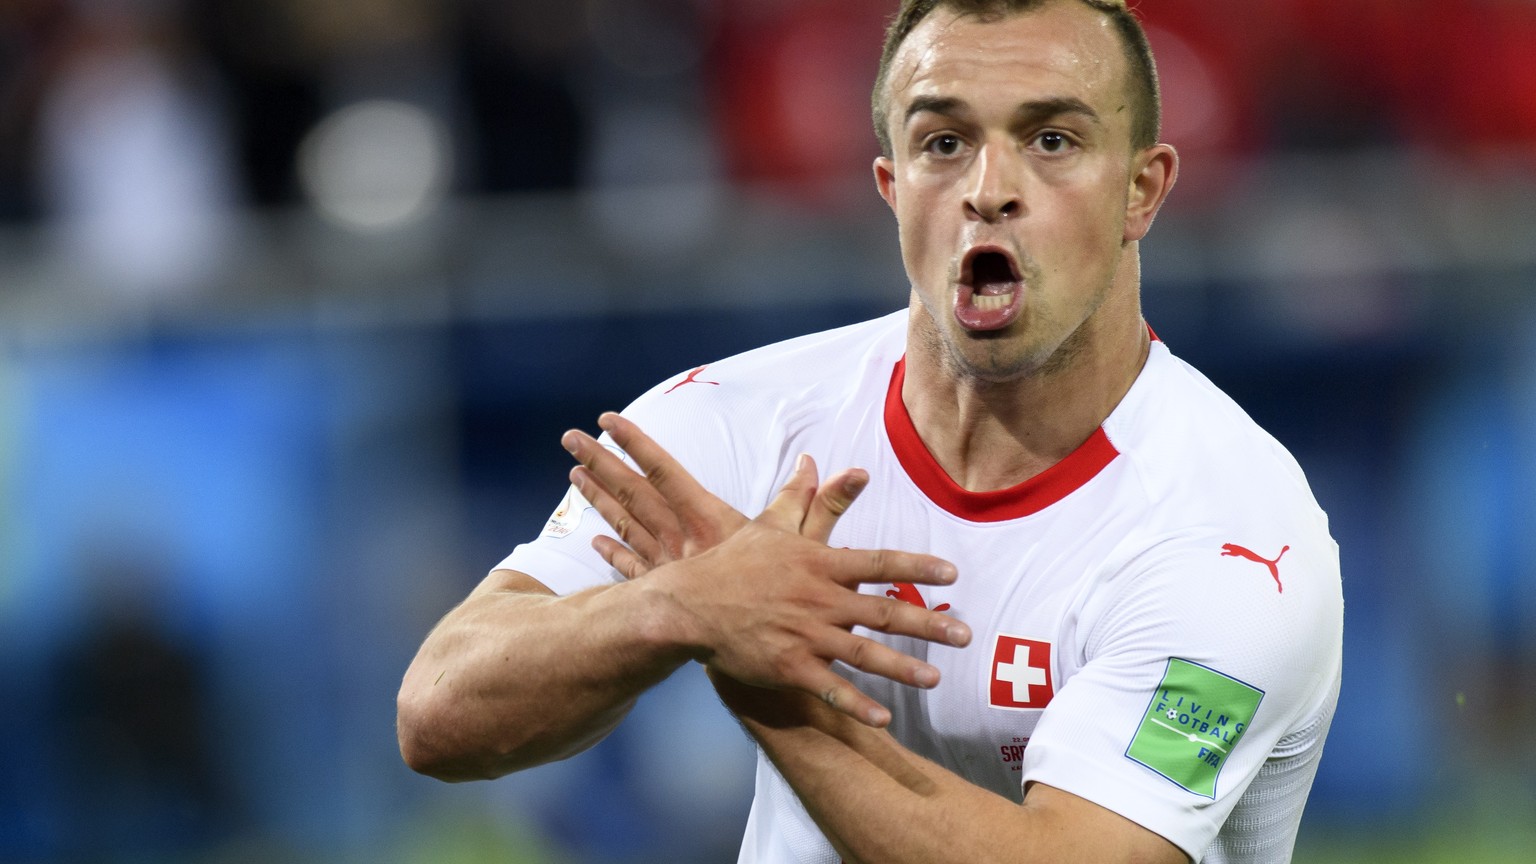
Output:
[871, 0, 1161, 156]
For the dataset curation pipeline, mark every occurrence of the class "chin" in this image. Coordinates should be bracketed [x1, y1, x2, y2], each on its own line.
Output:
[948, 338, 1050, 384]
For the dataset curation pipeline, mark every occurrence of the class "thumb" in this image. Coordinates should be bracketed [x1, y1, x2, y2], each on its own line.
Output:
[758, 453, 819, 532]
[801, 468, 868, 544]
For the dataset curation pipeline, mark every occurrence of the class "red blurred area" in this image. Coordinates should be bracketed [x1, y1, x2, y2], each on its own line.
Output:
[705, 0, 1536, 201]
[708, 0, 891, 206]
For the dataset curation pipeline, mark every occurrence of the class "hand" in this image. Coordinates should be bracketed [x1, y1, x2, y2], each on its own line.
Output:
[561, 413, 972, 727]
[563, 412, 873, 576]
[562, 412, 747, 577]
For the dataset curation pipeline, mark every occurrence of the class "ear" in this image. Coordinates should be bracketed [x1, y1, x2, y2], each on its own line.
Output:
[1123, 143, 1178, 244]
[874, 155, 898, 214]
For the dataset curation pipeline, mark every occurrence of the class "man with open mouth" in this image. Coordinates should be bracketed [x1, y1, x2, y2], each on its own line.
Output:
[399, 3, 1343, 862]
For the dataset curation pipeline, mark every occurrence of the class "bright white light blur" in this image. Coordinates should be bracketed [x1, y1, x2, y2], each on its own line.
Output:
[298, 100, 451, 233]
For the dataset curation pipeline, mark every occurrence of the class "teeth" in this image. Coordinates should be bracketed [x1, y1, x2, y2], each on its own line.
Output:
[973, 292, 1012, 311]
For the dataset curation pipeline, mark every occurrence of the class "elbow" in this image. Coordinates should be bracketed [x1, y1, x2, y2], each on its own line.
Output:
[396, 685, 452, 780]
[396, 682, 506, 783]
[396, 667, 621, 782]
[396, 718, 451, 781]
[397, 732, 450, 781]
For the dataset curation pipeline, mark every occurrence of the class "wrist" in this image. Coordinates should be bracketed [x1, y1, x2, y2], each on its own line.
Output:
[625, 563, 711, 667]
[710, 668, 818, 731]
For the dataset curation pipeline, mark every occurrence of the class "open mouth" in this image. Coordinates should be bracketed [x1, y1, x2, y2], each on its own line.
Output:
[967, 252, 1020, 310]
[955, 247, 1025, 331]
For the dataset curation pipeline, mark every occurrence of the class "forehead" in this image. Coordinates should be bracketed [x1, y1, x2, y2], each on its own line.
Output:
[887, 4, 1128, 122]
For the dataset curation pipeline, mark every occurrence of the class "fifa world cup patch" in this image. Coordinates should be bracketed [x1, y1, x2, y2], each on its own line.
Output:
[542, 443, 627, 539]
[1125, 658, 1264, 799]
[542, 483, 592, 538]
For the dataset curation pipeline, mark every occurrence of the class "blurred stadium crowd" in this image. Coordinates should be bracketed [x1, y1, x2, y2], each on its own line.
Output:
[2, 1, 1536, 862]
[3, 0, 1536, 221]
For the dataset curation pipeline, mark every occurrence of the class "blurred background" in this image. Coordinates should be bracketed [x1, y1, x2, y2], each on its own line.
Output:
[1, 0, 1534, 861]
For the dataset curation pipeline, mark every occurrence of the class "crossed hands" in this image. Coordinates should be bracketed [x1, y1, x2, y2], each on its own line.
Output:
[561, 413, 971, 728]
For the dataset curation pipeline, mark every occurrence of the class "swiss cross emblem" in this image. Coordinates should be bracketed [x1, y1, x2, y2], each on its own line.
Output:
[989, 635, 1054, 710]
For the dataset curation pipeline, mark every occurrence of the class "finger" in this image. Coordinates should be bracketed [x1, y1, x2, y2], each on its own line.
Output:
[828, 628, 942, 690]
[792, 663, 892, 728]
[757, 453, 820, 533]
[801, 468, 868, 544]
[826, 546, 959, 589]
[570, 464, 670, 566]
[593, 534, 653, 580]
[847, 592, 972, 648]
[564, 429, 683, 557]
[598, 413, 750, 547]
[597, 413, 723, 514]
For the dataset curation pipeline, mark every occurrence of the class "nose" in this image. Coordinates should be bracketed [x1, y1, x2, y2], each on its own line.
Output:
[963, 143, 1024, 223]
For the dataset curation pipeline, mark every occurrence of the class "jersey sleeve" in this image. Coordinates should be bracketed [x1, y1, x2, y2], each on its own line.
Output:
[1019, 534, 1343, 859]
[493, 367, 772, 596]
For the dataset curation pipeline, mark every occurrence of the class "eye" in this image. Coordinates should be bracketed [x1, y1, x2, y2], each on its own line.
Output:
[925, 134, 964, 157]
[1034, 131, 1074, 154]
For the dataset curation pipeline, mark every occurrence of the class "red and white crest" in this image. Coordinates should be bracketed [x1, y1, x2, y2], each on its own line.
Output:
[989, 635, 1054, 710]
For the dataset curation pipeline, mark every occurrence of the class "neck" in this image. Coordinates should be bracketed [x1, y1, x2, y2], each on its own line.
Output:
[900, 277, 1149, 493]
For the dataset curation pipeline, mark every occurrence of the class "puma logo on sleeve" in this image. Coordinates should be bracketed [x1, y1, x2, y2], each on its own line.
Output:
[1220, 543, 1289, 593]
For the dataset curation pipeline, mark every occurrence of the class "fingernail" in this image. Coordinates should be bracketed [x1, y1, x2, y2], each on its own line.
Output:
[866, 706, 890, 726]
[914, 666, 939, 688]
[561, 431, 579, 454]
[930, 562, 957, 583]
[795, 453, 809, 472]
[947, 622, 972, 647]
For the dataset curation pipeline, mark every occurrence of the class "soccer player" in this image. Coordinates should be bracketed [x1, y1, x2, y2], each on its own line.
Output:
[397, 1, 1343, 862]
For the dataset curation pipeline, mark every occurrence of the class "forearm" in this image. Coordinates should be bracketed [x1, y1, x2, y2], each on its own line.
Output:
[727, 682, 1183, 864]
[397, 571, 691, 781]
[736, 690, 1035, 864]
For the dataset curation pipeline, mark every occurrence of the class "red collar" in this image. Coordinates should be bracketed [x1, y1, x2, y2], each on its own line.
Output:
[882, 357, 1120, 522]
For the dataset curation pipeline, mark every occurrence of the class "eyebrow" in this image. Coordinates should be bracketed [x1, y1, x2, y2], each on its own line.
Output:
[1014, 96, 1102, 127]
[904, 95, 968, 125]
[904, 95, 1102, 128]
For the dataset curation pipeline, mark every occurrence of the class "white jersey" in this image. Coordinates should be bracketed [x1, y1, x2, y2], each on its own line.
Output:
[499, 311, 1343, 864]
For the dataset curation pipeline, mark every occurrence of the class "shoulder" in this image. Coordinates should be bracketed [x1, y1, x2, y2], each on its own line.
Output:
[647, 310, 904, 400]
[621, 310, 904, 432]
[1105, 342, 1328, 537]
[1085, 343, 1342, 707]
[612, 310, 907, 508]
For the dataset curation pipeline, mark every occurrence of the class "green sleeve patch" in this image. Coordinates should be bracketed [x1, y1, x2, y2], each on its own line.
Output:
[1125, 658, 1264, 799]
